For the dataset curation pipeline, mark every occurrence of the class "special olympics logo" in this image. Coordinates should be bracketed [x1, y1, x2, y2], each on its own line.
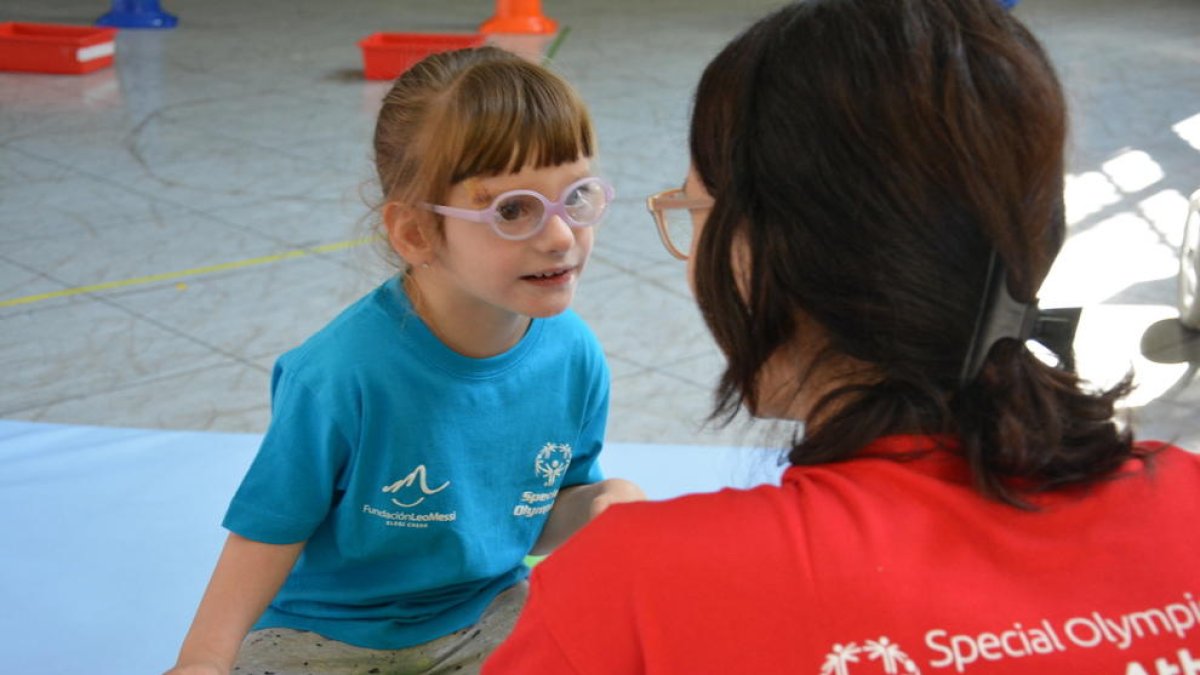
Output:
[821, 638, 921, 675]
[534, 443, 572, 487]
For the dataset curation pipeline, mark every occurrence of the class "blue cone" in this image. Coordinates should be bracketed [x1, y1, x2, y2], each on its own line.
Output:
[96, 0, 178, 29]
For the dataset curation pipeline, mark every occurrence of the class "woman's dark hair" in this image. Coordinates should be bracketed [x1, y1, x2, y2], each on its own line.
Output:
[689, 0, 1139, 506]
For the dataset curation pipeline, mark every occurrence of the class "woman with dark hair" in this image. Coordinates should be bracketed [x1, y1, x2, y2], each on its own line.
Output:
[485, 0, 1200, 672]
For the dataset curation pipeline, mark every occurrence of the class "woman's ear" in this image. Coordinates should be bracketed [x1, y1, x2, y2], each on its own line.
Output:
[383, 202, 434, 267]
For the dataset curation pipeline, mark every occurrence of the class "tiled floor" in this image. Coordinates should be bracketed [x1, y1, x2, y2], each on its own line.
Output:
[2, 0, 1198, 452]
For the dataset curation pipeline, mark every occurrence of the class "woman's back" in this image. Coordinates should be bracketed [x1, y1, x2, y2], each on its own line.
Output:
[488, 0, 1200, 671]
[489, 438, 1200, 673]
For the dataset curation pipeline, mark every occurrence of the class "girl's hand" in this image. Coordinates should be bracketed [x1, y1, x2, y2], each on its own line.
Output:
[588, 478, 647, 519]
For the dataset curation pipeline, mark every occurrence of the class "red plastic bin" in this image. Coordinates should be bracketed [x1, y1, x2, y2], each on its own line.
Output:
[0, 22, 118, 75]
[358, 32, 485, 81]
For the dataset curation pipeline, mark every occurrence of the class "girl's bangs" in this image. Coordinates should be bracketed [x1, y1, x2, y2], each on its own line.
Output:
[447, 66, 595, 183]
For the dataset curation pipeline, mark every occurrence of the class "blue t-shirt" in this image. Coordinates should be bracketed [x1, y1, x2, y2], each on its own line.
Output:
[223, 277, 608, 649]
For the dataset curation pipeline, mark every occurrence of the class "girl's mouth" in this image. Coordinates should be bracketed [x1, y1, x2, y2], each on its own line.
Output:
[522, 267, 574, 285]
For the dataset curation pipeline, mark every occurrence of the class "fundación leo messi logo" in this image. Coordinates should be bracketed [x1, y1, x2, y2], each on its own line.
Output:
[534, 443, 572, 487]
[382, 465, 449, 508]
[822, 638, 920, 675]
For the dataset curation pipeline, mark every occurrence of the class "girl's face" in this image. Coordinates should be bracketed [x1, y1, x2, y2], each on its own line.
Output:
[429, 156, 596, 323]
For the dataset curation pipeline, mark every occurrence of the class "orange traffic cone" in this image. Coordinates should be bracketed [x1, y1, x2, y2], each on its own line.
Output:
[479, 0, 558, 35]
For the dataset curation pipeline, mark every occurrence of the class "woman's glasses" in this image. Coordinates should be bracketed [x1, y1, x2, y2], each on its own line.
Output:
[424, 177, 614, 241]
[646, 188, 714, 260]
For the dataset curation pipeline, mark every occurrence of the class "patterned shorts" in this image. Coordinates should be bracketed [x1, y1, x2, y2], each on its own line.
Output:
[233, 581, 529, 675]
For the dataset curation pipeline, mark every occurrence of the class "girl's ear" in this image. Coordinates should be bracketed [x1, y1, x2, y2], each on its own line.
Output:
[383, 202, 435, 266]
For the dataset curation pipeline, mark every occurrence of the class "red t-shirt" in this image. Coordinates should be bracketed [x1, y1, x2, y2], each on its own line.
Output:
[485, 436, 1200, 674]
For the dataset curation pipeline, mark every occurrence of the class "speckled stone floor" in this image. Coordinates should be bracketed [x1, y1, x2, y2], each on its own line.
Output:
[2, 0, 1198, 451]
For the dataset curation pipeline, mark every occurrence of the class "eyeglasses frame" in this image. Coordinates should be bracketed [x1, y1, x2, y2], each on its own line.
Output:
[646, 188, 715, 260]
[424, 176, 615, 241]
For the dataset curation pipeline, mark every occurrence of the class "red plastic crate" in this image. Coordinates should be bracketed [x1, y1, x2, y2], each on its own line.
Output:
[0, 22, 118, 75]
[358, 32, 485, 81]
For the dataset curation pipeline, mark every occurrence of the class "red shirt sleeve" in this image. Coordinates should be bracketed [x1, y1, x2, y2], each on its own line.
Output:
[483, 571, 579, 673]
[484, 502, 657, 674]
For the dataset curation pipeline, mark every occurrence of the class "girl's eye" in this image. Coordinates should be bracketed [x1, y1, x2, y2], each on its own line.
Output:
[565, 182, 598, 207]
[565, 181, 606, 221]
[495, 196, 539, 223]
[496, 200, 524, 222]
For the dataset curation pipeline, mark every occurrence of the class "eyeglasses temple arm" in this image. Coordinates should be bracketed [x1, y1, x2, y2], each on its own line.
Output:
[423, 204, 491, 223]
[648, 194, 714, 211]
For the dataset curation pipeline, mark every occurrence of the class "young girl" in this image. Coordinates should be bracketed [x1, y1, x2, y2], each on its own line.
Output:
[168, 47, 643, 675]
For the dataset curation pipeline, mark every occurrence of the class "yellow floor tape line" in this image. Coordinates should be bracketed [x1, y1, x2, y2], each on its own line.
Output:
[0, 236, 376, 309]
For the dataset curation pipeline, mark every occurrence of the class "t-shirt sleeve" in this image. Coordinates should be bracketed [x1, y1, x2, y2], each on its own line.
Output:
[561, 336, 609, 488]
[222, 361, 354, 544]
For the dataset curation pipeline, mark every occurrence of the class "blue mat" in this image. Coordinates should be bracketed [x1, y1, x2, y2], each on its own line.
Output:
[0, 420, 778, 675]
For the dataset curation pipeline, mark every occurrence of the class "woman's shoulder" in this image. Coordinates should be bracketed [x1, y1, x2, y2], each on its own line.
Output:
[1136, 439, 1199, 459]
[1132, 440, 1200, 482]
[624, 483, 794, 526]
[550, 484, 797, 574]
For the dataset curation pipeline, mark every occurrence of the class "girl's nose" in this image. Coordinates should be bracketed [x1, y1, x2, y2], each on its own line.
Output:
[534, 214, 576, 253]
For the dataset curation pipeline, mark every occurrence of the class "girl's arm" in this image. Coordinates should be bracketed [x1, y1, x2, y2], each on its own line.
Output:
[165, 533, 305, 675]
[531, 478, 645, 555]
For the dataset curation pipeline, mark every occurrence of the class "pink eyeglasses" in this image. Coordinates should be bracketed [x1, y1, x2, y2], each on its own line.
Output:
[424, 177, 615, 240]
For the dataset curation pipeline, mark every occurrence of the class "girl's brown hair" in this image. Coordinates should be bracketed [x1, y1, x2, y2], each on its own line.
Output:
[371, 47, 595, 245]
[690, 0, 1139, 506]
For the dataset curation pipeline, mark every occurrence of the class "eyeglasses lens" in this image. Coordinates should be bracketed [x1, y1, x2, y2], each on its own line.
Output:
[490, 179, 611, 239]
[565, 180, 608, 224]
[493, 194, 544, 237]
[663, 197, 694, 257]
